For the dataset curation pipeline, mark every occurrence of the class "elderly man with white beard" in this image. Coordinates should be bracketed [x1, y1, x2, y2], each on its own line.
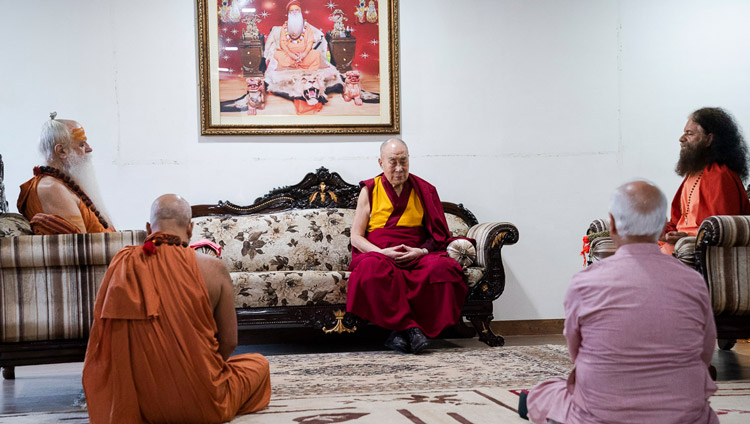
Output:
[272, 0, 322, 70]
[17, 112, 115, 234]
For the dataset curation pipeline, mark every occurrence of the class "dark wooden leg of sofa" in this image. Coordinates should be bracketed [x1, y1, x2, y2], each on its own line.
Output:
[2, 366, 15, 380]
[718, 339, 737, 351]
[469, 315, 505, 347]
[451, 318, 477, 338]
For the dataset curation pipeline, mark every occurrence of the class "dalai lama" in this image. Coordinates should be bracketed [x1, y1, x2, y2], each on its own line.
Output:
[347, 138, 468, 354]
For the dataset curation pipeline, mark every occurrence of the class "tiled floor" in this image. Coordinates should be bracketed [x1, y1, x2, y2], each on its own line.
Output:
[2, 333, 749, 415]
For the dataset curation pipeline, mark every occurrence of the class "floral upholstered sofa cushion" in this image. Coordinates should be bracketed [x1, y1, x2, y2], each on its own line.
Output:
[0, 213, 33, 238]
[190, 208, 482, 308]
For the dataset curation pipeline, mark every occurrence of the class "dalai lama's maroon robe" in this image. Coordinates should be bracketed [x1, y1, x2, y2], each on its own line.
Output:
[346, 174, 468, 338]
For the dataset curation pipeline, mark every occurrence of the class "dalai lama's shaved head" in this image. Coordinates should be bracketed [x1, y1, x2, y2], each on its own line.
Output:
[380, 138, 408, 157]
[379, 138, 410, 191]
[150, 194, 192, 229]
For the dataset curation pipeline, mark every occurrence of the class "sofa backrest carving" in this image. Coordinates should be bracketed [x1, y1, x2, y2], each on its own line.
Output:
[191, 167, 477, 273]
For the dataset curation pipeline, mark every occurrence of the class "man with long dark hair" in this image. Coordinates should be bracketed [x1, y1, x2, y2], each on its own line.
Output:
[660, 107, 750, 254]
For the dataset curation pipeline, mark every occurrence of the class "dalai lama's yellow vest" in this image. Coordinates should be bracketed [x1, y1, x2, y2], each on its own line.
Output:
[368, 176, 424, 232]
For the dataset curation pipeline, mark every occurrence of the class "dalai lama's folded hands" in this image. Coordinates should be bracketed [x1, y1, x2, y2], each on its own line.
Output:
[380, 244, 426, 264]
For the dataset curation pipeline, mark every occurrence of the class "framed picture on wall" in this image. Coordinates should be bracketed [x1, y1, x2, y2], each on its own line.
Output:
[196, 0, 400, 135]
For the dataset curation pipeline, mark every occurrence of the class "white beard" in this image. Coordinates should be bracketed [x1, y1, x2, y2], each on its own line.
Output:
[64, 154, 115, 228]
[287, 12, 304, 38]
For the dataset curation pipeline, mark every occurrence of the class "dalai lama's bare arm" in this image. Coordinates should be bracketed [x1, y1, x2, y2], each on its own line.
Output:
[36, 177, 86, 233]
[196, 253, 238, 360]
[351, 187, 425, 264]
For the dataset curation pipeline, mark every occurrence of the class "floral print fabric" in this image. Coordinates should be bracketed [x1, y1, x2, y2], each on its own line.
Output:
[191, 208, 474, 307]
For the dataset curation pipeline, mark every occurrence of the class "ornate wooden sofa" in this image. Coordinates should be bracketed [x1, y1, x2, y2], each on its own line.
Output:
[190, 167, 519, 346]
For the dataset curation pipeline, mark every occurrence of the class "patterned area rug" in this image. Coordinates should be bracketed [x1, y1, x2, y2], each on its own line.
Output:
[1, 345, 749, 423]
[268, 345, 573, 397]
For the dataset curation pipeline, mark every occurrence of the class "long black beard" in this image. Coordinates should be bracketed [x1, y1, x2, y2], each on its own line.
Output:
[675, 144, 712, 177]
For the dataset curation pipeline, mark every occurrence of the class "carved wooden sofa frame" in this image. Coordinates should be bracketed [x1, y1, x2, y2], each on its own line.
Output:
[192, 167, 519, 346]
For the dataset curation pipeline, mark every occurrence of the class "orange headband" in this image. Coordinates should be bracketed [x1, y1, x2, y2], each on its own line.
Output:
[71, 127, 87, 142]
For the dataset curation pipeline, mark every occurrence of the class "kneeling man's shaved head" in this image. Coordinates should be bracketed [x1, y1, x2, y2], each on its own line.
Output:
[150, 194, 192, 229]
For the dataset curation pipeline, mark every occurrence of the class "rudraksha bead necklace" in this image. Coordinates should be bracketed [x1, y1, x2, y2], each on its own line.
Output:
[33, 166, 109, 229]
[146, 233, 189, 248]
[683, 170, 704, 220]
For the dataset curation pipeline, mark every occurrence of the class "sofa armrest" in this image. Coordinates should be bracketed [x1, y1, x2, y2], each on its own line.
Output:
[696, 216, 750, 248]
[695, 216, 750, 317]
[467, 222, 519, 268]
[0, 230, 147, 268]
[465, 222, 519, 301]
[587, 218, 610, 235]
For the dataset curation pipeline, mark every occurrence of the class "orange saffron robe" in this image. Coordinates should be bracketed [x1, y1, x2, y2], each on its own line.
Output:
[82, 236, 271, 423]
[17, 173, 114, 234]
[660, 163, 750, 255]
[660, 174, 701, 255]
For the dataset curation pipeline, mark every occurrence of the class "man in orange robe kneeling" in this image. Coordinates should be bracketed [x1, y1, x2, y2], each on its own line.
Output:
[83, 194, 271, 423]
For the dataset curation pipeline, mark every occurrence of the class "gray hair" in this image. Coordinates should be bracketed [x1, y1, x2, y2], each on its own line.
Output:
[39, 118, 72, 163]
[608, 179, 667, 240]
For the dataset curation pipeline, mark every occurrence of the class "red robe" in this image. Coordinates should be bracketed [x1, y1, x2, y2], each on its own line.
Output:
[665, 163, 750, 234]
[346, 174, 467, 338]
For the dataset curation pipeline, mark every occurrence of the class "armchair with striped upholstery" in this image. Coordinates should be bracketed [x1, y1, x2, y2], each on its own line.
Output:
[0, 226, 146, 379]
[695, 216, 750, 350]
[584, 213, 750, 351]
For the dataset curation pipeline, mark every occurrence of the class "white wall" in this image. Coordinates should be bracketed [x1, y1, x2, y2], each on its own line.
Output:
[2, 0, 750, 321]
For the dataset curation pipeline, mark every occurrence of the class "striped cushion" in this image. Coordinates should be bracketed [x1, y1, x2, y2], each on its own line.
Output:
[674, 236, 697, 268]
[588, 218, 609, 235]
[699, 216, 750, 247]
[0, 230, 146, 343]
[705, 246, 750, 316]
[589, 237, 615, 262]
[466, 222, 519, 268]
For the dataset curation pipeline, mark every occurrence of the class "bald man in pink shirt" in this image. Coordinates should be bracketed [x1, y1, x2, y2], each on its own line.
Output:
[523, 180, 718, 424]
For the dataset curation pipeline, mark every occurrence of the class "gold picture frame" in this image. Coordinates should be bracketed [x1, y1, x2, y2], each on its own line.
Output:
[196, 0, 400, 135]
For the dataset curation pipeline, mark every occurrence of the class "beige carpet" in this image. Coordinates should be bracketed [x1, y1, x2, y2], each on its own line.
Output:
[1, 345, 749, 423]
